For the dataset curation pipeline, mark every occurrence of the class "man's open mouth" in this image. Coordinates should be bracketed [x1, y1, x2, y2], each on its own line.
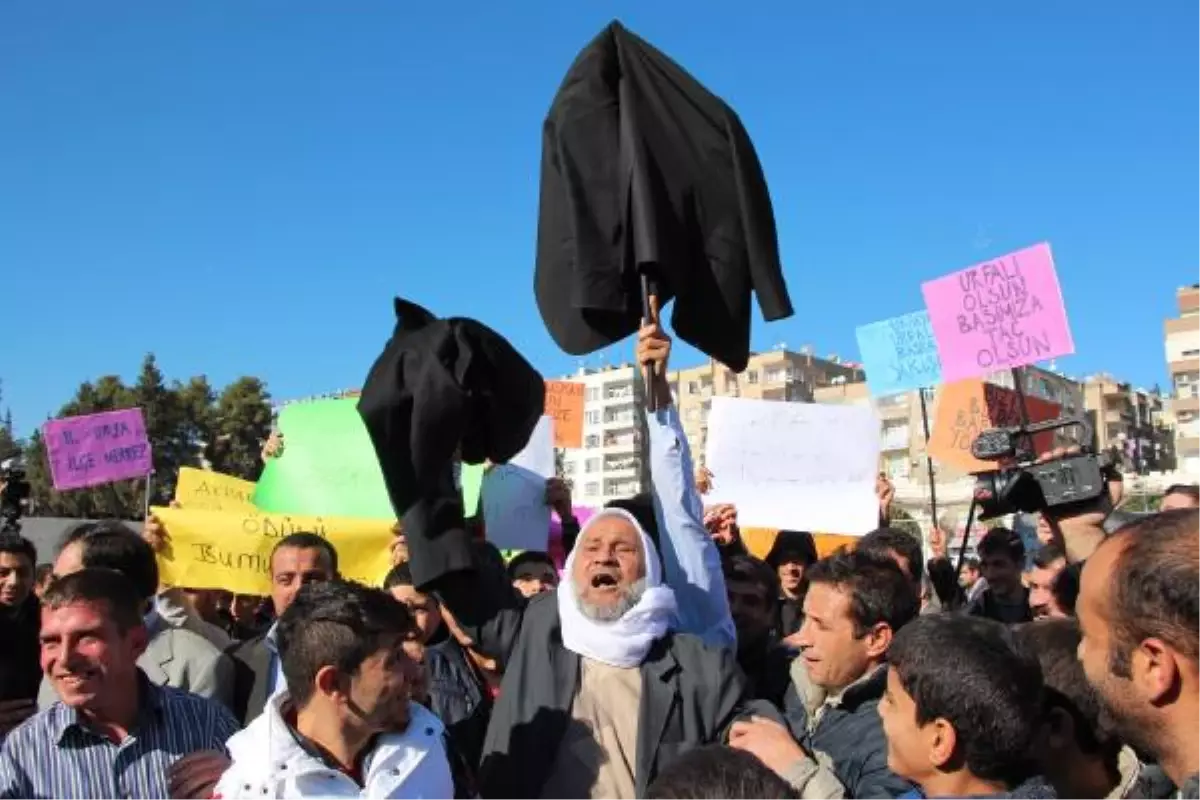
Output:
[590, 573, 620, 589]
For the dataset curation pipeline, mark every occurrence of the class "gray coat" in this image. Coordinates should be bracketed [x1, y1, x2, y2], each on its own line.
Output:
[39, 624, 234, 711]
[424, 550, 777, 799]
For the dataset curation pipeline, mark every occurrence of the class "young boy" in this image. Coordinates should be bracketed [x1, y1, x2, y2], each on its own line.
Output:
[878, 614, 1054, 798]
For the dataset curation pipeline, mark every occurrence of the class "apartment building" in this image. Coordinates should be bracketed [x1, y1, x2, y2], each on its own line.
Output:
[1082, 375, 1174, 474]
[557, 364, 643, 505]
[813, 365, 1085, 485]
[1165, 284, 1200, 474]
[557, 348, 864, 505]
[671, 348, 864, 466]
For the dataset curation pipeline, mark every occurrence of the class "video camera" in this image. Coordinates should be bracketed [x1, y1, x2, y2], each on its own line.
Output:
[0, 457, 30, 534]
[970, 414, 1113, 520]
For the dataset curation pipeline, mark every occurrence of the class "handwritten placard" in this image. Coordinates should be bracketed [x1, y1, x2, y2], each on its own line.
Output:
[855, 310, 943, 396]
[43, 408, 152, 491]
[927, 379, 1062, 473]
[151, 506, 394, 595]
[174, 467, 258, 513]
[704, 397, 881, 534]
[544, 381, 584, 448]
[922, 243, 1074, 382]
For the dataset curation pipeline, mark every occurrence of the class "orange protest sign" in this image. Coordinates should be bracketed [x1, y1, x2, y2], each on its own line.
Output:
[544, 380, 584, 448]
[927, 379, 1061, 474]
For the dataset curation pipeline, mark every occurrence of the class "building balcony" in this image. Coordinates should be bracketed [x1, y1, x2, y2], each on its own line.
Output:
[1174, 395, 1200, 415]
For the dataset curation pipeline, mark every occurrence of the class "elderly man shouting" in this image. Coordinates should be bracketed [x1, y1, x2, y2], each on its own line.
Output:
[403, 300, 762, 799]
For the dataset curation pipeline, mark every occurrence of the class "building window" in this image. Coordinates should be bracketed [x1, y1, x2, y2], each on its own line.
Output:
[687, 381, 699, 395]
[765, 367, 790, 383]
[746, 370, 759, 385]
[585, 458, 600, 473]
[584, 482, 600, 497]
[585, 434, 600, 448]
[586, 410, 600, 425]
[562, 461, 576, 475]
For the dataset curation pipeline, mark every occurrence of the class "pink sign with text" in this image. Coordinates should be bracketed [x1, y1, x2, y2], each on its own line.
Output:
[43, 408, 152, 491]
[921, 243, 1074, 382]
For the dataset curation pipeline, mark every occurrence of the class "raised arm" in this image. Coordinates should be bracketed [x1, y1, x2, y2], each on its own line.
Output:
[638, 297, 736, 649]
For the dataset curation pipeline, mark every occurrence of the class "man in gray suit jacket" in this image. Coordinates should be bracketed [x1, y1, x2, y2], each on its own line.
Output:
[36, 521, 233, 710]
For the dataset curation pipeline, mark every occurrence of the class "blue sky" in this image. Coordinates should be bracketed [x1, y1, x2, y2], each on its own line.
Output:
[2, 2, 1195, 437]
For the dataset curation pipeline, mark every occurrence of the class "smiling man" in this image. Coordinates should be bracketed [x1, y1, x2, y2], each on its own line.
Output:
[0, 569, 239, 799]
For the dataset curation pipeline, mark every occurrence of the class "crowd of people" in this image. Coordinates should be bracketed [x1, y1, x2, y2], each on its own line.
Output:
[0, 316, 1196, 799]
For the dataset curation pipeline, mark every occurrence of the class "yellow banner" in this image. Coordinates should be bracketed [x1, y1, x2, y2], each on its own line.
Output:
[174, 467, 258, 513]
[151, 506, 394, 595]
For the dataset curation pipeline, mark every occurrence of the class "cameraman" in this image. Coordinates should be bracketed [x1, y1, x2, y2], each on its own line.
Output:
[1035, 447, 1115, 564]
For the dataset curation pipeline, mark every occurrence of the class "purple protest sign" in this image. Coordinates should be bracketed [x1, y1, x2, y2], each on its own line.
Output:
[43, 408, 153, 491]
[921, 243, 1075, 383]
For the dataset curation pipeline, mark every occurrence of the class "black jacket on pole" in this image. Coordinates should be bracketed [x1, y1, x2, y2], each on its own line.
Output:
[535, 20, 793, 373]
[358, 298, 545, 576]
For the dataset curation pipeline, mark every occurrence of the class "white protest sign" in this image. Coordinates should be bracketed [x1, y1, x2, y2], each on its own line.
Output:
[704, 397, 881, 534]
[482, 416, 555, 551]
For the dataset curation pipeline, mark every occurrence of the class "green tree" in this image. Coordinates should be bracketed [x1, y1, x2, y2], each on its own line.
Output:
[206, 377, 273, 480]
[0, 381, 18, 462]
[23, 357, 273, 520]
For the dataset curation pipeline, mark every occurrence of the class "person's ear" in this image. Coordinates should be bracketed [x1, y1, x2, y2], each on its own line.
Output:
[127, 624, 150, 661]
[1131, 638, 1180, 705]
[864, 623, 893, 660]
[928, 718, 957, 770]
[314, 665, 342, 700]
[1042, 705, 1075, 753]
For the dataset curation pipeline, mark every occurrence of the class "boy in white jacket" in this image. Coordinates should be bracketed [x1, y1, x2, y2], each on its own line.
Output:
[213, 580, 453, 799]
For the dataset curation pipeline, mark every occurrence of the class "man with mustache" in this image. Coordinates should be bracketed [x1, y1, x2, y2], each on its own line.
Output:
[0, 569, 239, 799]
[403, 300, 756, 798]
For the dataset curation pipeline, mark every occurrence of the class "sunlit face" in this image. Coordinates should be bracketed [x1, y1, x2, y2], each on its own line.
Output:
[0, 551, 34, 608]
[797, 582, 876, 692]
[512, 562, 558, 598]
[270, 546, 333, 617]
[571, 516, 645, 613]
[1029, 558, 1067, 620]
[878, 666, 936, 785]
[340, 633, 415, 734]
[1076, 540, 1158, 757]
[387, 583, 443, 644]
[41, 600, 147, 710]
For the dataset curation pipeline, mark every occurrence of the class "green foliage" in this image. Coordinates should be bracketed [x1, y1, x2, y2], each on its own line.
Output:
[20, 354, 272, 520]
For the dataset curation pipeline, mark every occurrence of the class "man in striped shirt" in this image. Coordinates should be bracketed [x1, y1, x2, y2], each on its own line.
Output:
[0, 568, 239, 799]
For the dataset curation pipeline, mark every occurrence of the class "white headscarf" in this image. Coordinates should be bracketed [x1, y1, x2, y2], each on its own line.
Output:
[557, 508, 678, 668]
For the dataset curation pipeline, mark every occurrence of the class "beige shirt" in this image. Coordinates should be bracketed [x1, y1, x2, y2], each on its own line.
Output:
[540, 658, 643, 799]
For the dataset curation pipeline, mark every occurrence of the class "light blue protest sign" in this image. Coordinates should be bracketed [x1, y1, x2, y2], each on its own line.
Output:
[855, 310, 943, 396]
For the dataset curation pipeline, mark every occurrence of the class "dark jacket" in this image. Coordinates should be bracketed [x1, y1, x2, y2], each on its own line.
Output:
[226, 634, 271, 726]
[408, 526, 774, 799]
[784, 666, 914, 798]
[534, 20, 793, 373]
[737, 636, 793, 710]
[0, 595, 41, 703]
[425, 632, 492, 771]
[965, 588, 1034, 626]
[899, 775, 1057, 798]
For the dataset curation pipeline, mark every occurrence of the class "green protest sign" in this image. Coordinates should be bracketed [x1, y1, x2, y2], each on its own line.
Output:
[253, 398, 396, 521]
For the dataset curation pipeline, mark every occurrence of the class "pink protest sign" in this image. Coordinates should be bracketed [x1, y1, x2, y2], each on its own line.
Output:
[43, 408, 153, 491]
[921, 243, 1074, 382]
